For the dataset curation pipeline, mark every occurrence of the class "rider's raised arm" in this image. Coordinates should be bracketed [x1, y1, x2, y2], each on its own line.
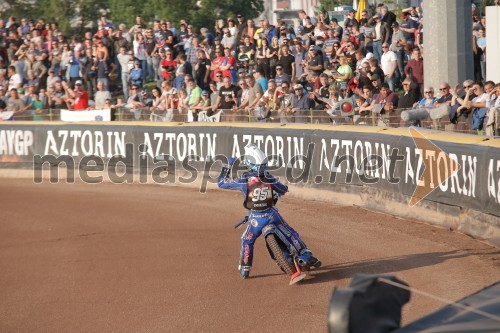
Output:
[217, 166, 247, 192]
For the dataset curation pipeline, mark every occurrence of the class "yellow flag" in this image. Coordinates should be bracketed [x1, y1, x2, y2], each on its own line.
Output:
[356, 0, 367, 22]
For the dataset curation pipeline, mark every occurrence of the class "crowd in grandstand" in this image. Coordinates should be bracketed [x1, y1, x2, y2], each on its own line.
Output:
[0, 3, 498, 134]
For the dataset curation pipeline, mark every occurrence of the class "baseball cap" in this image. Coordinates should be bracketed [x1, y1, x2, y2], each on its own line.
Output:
[201, 90, 209, 95]
[293, 84, 303, 90]
[297, 25, 304, 33]
[309, 45, 317, 51]
[391, 22, 399, 27]
[75, 80, 83, 85]
[238, 68, 246, 73]
[365, 52, 374, 59]
[237, 14, 243, 18]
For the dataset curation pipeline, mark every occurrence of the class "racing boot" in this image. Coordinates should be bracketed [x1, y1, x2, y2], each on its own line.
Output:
[239, 265, 251, 279]
[297, 251, 322, 271]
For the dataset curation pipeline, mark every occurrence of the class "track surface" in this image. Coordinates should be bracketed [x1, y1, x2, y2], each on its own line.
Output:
[0, 179, 499, 333]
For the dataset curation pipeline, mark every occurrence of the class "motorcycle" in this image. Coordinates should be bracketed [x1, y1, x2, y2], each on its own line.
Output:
[234, 214, 309, 285]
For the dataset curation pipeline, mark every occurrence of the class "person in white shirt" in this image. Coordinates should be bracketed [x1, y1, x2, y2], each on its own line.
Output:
[7, 66, 22, 92]
[380, 43, 397, 91]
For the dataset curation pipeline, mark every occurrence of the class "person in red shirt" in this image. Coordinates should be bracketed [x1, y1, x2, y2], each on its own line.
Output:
[160, 49, 177, 80]
[63, 80, 89, 110]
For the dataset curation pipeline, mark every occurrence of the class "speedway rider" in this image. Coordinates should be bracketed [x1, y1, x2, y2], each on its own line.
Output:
[218, 143, 321, 279]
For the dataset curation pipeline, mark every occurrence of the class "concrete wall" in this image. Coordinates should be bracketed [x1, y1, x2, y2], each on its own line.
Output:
[486, 6, 500, 83]
[424, 0, 474, 91]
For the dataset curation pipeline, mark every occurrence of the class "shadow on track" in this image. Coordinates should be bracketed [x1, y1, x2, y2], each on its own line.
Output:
[304, 249, 500, 285]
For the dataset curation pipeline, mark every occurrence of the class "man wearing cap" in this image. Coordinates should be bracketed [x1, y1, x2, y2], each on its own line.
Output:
[399, 12, 418, 47]
[62, 79, 88, 110]
[306, 46, 323, 75]
[291, 83, 312, 123]
[236, 15, 245, 46]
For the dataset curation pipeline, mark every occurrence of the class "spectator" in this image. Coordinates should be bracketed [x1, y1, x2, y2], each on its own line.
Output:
[397, 79, 420, 109]
[371, 14, 390, 61]
[291, 83, 312, 123]
[414, 87, 438, 109]
[400, 12, 418, 47]
[63, 79, 88, 110]
[7, 66, 22, 91]
[404, 47, 424, 94]
[212, 76, 239, 112]
[380, 43, 397, 91]
[94, 80, 112, 109]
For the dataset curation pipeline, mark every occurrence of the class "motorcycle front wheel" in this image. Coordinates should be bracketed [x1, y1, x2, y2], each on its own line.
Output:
[265, 234, 296, 275]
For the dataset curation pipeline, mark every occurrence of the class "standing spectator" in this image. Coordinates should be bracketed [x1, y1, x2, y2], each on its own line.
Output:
[380, 43, 397, 91]
[236, 15, 246, 45]
[344, 10, 359, 29]
[160, 49, 176, 82]
[200, 28, 214, 47]
[380, 5, 397, 36]
[256, 38, 270, 79]
[66, 49, 83, 86]
[144, 28, 156, 82]
[7, 65, 22, 91]
[279, 44, 295, 81]
[212, 76, 239, 111]
[117, 47, 131, 99]
[389, 22, 406, 81]
[133, 32, 147, 82]
[254, 70, 268, 91]
[274, 64, 291, 86]
[129, 60, 143, 88]
[371, 14, 390, 61]
[210, 47, 225, 82]
[95, 50, 114, 92]
[291, 83, 312, 123]
[221, 47, 237, 83]
[221, 28, 236, 51]
[476, 28, 486, 82]
[94, 80, 112, 109]
[63, 79, 88, 110]
[195, 50, 211, 91]
[404, 47, 424, 94]
[399, 12, 418, 47]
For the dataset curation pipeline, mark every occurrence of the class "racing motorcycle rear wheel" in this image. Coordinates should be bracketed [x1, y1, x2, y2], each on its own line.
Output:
[265, 234, 296, 275]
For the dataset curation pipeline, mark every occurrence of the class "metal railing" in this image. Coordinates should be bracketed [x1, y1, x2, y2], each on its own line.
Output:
[3, 107, 496, 136]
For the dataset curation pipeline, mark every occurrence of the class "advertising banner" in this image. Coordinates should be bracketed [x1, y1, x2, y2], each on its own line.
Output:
[1, 123, 499, 218]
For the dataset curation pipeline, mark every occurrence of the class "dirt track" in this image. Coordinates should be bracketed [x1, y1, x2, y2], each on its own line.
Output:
[0, 178, 499, 333]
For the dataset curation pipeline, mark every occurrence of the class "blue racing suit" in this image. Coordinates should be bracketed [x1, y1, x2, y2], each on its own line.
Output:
[217, 166, 311, 275]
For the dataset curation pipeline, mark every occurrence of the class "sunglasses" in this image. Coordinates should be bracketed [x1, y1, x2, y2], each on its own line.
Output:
[463, 85, 471, 88]
[216, 75, 222, 78]
[440, 88, 449, 91]
[382, 46, 389, 49]
[402, 83, 409, 86]
[425, 91, 432, 94]
[281, 86, 289, 89]
[276, 68, 283, 70]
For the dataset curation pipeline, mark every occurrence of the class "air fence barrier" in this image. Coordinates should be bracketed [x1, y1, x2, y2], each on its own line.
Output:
[0, 121, 499, 245]
[2, 106, 499, 135]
